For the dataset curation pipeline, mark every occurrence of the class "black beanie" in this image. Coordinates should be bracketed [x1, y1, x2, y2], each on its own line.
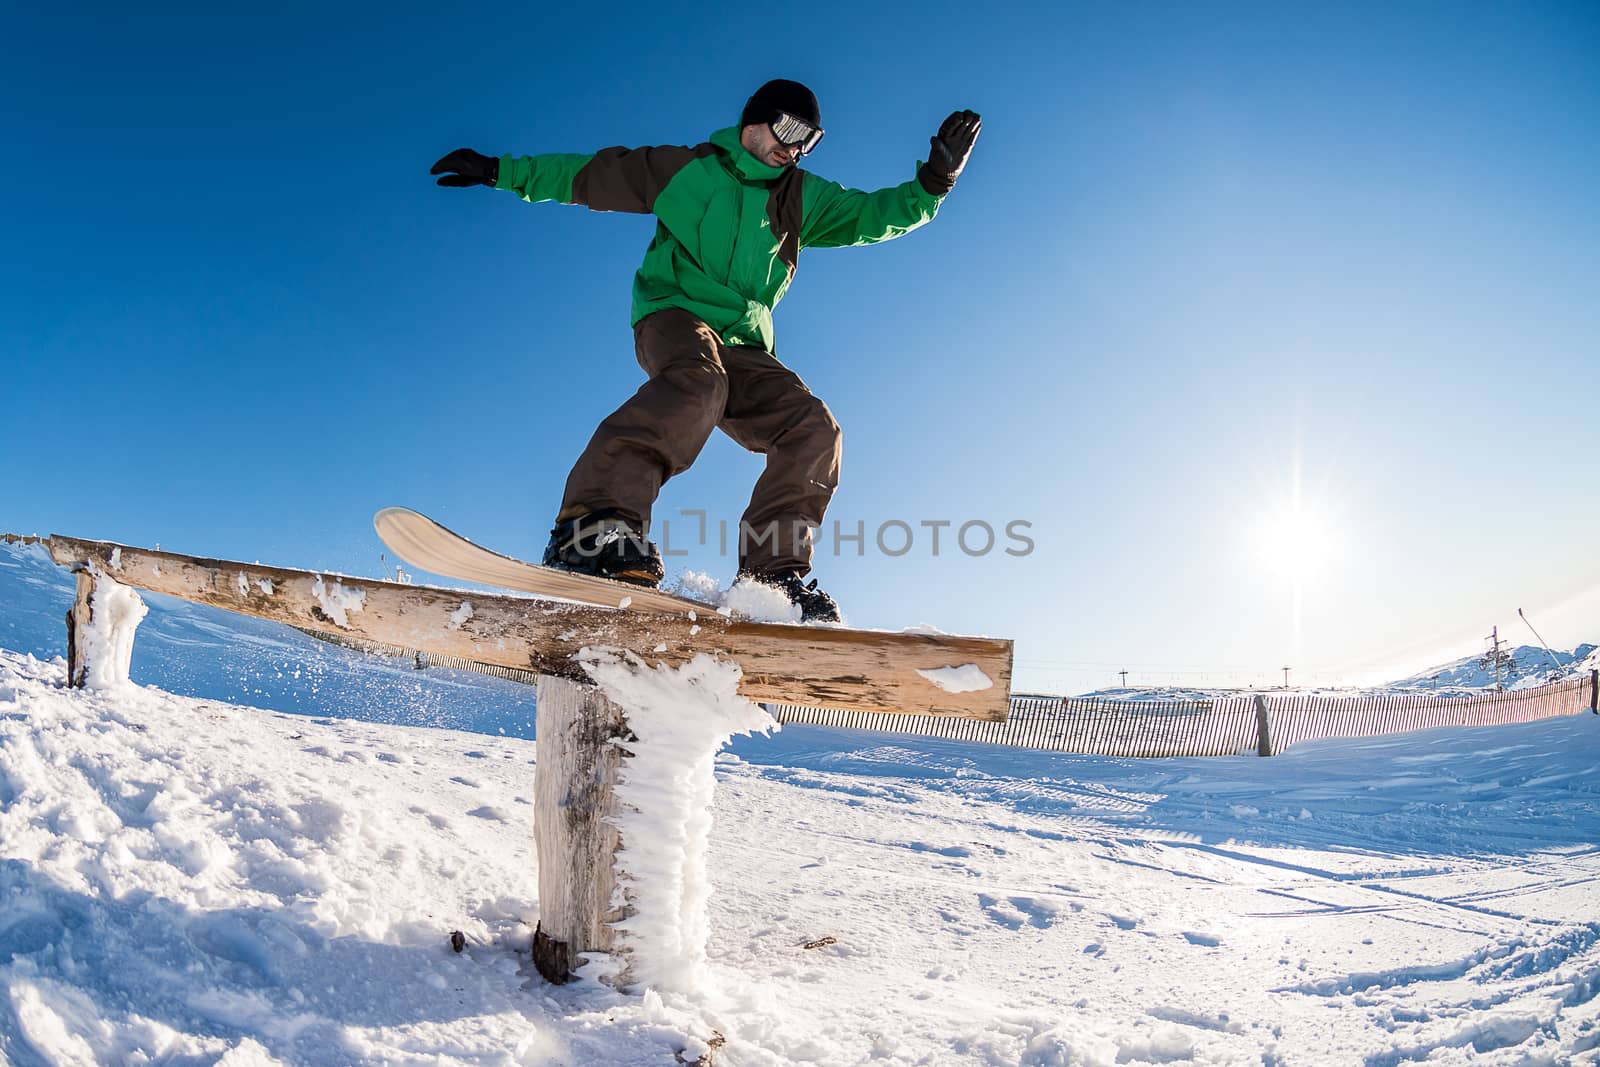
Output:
[740, 79, 821, 129]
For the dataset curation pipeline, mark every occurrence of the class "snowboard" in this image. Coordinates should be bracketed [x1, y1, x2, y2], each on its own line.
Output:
[374, 506, 717, 616]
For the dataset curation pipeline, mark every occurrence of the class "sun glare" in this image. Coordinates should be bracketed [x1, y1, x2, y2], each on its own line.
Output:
[1252, 495, 1340, 663]
[1256, 503, 1335, 583]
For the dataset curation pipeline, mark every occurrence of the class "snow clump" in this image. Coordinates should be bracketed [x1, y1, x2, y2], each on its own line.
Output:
[578, 649, 776, 996]
[310, 575, 366, 629]
[719, 577, 802, 624]
[78, 576, 148, 689]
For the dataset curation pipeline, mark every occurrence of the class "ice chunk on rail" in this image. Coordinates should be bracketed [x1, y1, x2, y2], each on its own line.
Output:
[916, 663, 994, 694]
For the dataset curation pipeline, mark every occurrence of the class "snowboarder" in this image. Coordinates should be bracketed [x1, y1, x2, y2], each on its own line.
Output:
[431, 80, 980, 621]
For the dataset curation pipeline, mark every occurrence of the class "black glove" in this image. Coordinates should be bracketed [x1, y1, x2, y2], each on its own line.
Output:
[918, 110, 981, 196]
[431, 148, 499, 188]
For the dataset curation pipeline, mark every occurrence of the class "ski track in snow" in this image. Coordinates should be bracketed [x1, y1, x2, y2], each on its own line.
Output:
[2, 540, 1599, 1065]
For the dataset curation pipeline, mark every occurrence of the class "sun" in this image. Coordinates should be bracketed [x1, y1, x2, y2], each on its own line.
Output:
[1255, 500, 1336, 584]
[1248, 459, 1349, 663]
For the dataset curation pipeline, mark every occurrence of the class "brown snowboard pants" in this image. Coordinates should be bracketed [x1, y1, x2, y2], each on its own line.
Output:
[556, 308, 842, 575]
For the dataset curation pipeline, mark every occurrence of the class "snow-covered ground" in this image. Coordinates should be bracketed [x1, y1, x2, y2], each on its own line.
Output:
[2, 541, 1598, 1065]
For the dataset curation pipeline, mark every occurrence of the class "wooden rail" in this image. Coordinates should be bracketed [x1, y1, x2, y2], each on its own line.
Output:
[46, 535, 1012, 721]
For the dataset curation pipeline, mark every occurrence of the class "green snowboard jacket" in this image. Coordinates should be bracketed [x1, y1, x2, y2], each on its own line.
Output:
[495, 126, 945, 352]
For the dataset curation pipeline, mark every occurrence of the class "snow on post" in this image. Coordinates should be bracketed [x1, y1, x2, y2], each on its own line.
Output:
[534, 649, 774, 994]
[66, 568, 148, 689]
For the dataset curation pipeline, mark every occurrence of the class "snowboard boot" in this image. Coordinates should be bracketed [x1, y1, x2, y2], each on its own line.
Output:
[543, 512, 665, 587]
[740, 568, 841, 623]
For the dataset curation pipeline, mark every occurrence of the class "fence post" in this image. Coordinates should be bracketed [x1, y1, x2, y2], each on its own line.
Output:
[1253, 694, 1272, 756]
[65, 567, 146, 689]
[1591, 669, 1598, 715]
[532, 675, 632, 985]
[66, 569, 96, 685]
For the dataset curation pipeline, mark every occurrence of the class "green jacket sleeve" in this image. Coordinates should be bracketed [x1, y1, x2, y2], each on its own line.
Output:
[495, 153, 594, 205]
[797, 165, 944, 249]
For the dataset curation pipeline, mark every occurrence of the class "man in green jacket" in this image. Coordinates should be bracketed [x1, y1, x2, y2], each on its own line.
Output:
[432, 80, 980, 621]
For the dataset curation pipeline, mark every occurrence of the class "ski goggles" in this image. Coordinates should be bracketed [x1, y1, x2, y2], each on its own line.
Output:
[770, 111, 825, 155]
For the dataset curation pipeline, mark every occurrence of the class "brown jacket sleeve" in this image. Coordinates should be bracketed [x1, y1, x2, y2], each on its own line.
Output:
[571, 144, 716, 213]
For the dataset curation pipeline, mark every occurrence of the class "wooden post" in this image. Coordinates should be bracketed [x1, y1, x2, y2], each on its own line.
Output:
[1590, 669, 1598, 715]
[65, 568, 146, 689]
[532, 674, 632, 984]
[1253, 694, 1272, 756]
[66, 569, 96, 687]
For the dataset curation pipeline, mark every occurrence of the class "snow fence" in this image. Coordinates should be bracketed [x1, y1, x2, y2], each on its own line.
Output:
[768, 673, 1597, 757]
[390, 646, 1596, 758]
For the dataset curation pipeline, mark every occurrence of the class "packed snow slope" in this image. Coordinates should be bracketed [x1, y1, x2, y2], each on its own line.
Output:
[3, 541, 1599, 1065]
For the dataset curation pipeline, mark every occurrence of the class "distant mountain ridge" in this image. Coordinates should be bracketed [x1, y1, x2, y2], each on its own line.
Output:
[1388, 642, 1597, 693]
[1080, 643, 1597, 703]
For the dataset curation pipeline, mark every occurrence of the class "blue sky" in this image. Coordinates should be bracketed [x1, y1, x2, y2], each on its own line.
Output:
[4, 2, 1596, 693]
